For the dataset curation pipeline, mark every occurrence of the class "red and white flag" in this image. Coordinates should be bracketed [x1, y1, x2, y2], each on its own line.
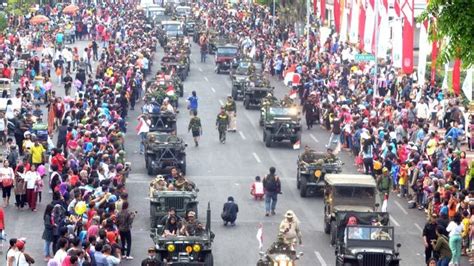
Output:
[377, 0, 390, 58]
[381, 193, 388, 212]
[320, 0, 326, 24]
[358, 0, 366, 51]
[166, 85, 175, 96]
[392, 0, 403, 68]
[334, 0, 341, 33]
[293, 139, 301, 150]
[256, 224, 263, 249]
[401, 0, 415, 74]
[340, 0, 349, 42]
[453, 59, 461, 96]
[349, 0, 360, 44]
[363, 0, 375, 53]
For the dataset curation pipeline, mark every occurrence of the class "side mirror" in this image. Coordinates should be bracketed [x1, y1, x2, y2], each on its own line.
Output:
[195, 188, 200, 192]
[184, 143, 188, 147]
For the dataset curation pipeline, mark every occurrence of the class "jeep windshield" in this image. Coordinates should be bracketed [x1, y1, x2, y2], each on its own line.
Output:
[217, 47, 238, 57]
[345, 226, 394, 241]
[268, 107, 298, 117]
[333, 186, 375, 207]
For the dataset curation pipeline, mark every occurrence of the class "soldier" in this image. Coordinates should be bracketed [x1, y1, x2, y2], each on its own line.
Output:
[224, 96, 237, 132]
[188, 110, 202, 147]
[181, 211, 204, 236]
[281, 95, 294, 107]
[279, 210, 302, 248]
[300, 145, 316, 164]
[216, 106, 229, 144]
[324, 148, 337, 163]
[165, 130, 179, 143]
[248, 63, 256, 74]
[262, 93, 277, 108]
[149, 175, 167, 197]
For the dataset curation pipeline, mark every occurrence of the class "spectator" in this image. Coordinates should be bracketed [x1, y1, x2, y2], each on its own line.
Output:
[221, 196, 239, 226]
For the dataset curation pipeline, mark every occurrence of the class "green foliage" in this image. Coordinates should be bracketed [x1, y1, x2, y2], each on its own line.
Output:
[278, 0, 307, 26]
[6, 0, 34, 16]
[0, 12, 8, 33]
[417, 0, 474, 68]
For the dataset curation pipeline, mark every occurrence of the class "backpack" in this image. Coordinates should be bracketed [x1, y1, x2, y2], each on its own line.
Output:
[264, 174, 280, 193]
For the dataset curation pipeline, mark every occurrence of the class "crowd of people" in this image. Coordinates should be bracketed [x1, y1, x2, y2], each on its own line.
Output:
[0, 2, 160, 265]
[197, 4, 473, 265]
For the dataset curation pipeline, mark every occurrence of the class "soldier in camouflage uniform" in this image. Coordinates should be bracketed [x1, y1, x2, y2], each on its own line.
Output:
[281, 95, 294, 107]
[216, 106, 230, 144]
[188, 110, 202, 147]
[224, 96, 237, 132]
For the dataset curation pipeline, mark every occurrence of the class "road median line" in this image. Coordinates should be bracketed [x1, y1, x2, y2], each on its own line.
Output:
[310, 133, 319, 143]
[239, 131, 246, 140]
[252, 152, 262, 163]
[314, 251, 327, 266]
[394, 199, 408, 215]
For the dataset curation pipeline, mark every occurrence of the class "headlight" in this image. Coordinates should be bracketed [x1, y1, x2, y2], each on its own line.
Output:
[357, 254, 363, 260]
[193, 244, 201, 252]
[167, 244, 175, 252]
[385, 255, 392, 261]
[314, 170, 322, 178]
[185, 245, 193, 253]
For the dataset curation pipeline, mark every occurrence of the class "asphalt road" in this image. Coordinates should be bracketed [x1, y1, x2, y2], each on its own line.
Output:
[2, 39, 439, 266]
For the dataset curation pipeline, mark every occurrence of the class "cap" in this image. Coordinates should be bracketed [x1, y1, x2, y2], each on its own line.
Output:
[382, 167, 388, 173]
[16, 240, 25, 250]
[285, 210, 294, 218]
[188, 211, 196, 217]
[148, 247, 157, 253]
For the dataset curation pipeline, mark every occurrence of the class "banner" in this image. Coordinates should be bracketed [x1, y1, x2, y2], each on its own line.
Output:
[462, 69, 473, 101]
[401, 0, 414, 74]
[453, 59, 461, 96]
[417, 21, 429, 86]
[314, 0, 318, 14]
[363, 0, 375, 53]
[321, 0, 326, 24]
[349, 0, 360, 44]
[392, 19, 403, 68]
[441, 63, 449, 89]
[340, 0, 348, 42]
[334, 0, 341, 32]
[358, 0, 366, 51]
[377, 0, 390, 58]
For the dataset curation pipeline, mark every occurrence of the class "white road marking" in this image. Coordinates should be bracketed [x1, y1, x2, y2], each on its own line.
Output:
[252, 152, 262, 163]
[211, 87, 216, 93]
[204, 76, 209, 82]
[239, 131, 246, 140]
[192, 59, 197, 64]
[414, 223, 423, 232]
[199, 67, 203, 72]
[219, 99, 224, 106]
[394, 200, 408, 215]
[314, 251, 327, 266]
[310, 133, 319, 143]
[390, 216, 400, 227]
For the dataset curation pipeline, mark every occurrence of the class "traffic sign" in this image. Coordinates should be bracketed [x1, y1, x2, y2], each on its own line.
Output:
[355, 53, 376, 62]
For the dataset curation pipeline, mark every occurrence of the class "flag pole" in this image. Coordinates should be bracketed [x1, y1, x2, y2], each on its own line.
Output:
[306, 0, 311, 62]
[373, 0, 379, 96]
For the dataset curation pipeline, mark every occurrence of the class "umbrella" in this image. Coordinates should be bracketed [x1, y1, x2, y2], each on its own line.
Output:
[284, 72, 301, 86]
[30, 15, 49, 25]
[63, 4, 79, 14]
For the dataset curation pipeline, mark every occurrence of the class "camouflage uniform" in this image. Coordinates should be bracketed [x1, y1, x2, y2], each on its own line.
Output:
[216, 111, 229, 143]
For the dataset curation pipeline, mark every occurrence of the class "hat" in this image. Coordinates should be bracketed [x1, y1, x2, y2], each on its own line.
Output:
[147, 247, 157, 253]
[16, 240, 25, 250]
[285, 210, 294, 218]
[188, 211, 196, 217]
[156, 175, 165, 182]
[382, 167, 388, 173]
[24, 131, 31, 137]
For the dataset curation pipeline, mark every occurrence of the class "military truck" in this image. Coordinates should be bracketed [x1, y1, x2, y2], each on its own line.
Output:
[296, 150, 343, 197]
[144, 132, 186, 175]
[215, 44, 239, 74]
[243, 75, 273, 109]
[261, 105, 301, 148]
[151, 202, 214, 265]
[149, 189, 198, 229]
[323, 174, 378, 245]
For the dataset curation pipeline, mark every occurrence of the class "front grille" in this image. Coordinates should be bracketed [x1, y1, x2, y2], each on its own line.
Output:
[165, 197, 185, 210]
[361, 253, 386, 266]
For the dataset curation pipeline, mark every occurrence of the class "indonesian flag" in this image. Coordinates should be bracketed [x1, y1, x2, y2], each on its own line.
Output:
[392, 0, 403, 68]
[166, 85, 175, 96]
[349, 0, 360, 44]
[334, 0, 341, 32]
[358, 0, 366, 51]
[256, 224, 263, 249]
[381, 193, 388, 212]
[453, 59, 461, 96]
[462, 68, 473, 101]
[340, 0, 348, 42]
[417, 19, 430, 86]
[313, 0, 318, 14]
[284, 72, 301, 86]
[293, 139, 301, 150]
[363, 0, 375, 53]
[320, 0, 326, 24]
[401, 0, 415, 74]
[377, 0, 390, 58]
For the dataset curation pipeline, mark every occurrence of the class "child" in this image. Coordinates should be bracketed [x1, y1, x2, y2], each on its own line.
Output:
[35, 171, 45, 203]
[398, 163, 409, 198]
[250, 176, 264, 200]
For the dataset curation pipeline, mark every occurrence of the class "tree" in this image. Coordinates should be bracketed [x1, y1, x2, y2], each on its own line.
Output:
[278, 0, 307, 27]
[6, 0, 35, 16]
[418, 0, 474, 67]
[0, 12, 7, 33]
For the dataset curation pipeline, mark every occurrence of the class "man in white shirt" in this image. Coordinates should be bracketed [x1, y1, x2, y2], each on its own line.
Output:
[103, 244, 121, 265]
[53, 238, 69, 264]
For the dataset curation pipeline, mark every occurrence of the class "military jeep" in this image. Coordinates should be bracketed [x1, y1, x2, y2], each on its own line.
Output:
[323, 174, 378, 245]
[144, 132, 187, 175]
[215, 44, 239, 74]
[296, 151, 343, 197]
[332, 211, 401, 266]
[261, 105, 301, 148]
[229, 60, 258, 100]
[150, 189, 198, 229]
[149, 112, 177, 133]
[243, 78, 273, 109]
[151, 203, 214, 265]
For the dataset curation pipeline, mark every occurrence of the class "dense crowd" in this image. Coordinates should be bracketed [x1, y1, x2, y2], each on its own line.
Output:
[0, 2, 157, 265]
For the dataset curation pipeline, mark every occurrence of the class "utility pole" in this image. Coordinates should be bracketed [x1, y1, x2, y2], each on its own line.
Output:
[272, 0, 275, 30]
[306, 0, 310, 62]
[373, 0, 379, 95]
